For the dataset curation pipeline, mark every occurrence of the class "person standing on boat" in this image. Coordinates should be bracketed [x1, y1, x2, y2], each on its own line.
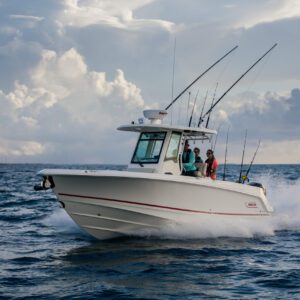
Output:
[182, 140, 197, 176]
[205, 149, 218, 180]
[193, 147, 203, 163]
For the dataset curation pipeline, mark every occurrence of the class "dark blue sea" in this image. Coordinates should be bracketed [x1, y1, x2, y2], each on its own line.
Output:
[1, 164, 300, 299]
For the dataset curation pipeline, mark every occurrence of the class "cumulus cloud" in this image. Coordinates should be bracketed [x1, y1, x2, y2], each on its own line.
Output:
[209, 88, 300, 132]
[207, 88, 300, 163]
[0, 47, 144, 162]
[30, 47, 144, 112]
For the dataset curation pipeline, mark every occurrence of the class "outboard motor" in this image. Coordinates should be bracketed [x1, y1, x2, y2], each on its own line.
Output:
[34, 176, 55, 191]
[248, 182, 267, 196]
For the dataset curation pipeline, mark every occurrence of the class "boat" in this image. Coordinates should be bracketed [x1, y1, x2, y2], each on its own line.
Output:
[36, 109, 274, 240]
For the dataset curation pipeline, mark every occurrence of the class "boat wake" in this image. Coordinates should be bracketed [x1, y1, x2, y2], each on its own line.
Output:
[128, 175, 300, 240]
[43, 209, 84, 235]
[264, 175, 300, 232]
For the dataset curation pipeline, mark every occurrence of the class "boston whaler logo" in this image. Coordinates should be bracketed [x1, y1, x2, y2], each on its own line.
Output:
[246, 202, 257, 208]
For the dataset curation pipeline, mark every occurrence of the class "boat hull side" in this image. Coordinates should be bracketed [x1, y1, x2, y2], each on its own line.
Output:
[61, 198, 169, 239]
[48, 173, 272, 239]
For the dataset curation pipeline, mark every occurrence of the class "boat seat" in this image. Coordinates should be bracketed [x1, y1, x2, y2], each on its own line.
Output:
[194, 163, 207, 177]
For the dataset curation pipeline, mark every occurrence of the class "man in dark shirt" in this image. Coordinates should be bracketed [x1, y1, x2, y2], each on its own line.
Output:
[193, 147, 203, 163]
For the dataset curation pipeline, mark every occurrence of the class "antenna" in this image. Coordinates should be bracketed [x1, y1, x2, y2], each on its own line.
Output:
[170, 37, 176, 125]
[165, 45, 239, 110]
[223, 127, 229, 181]
[238, 130, 247, 183]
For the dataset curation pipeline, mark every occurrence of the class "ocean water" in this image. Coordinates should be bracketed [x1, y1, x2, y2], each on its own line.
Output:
[1, 164, 300, 299]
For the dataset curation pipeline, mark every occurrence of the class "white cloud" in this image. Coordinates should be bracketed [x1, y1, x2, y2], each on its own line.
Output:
[59, 0, 176, 31]
[0, 140, 45, 157]
[219, 91, 285, 115]
[6, 81, 54, 109]
[20, 141, 45, 156]
[258, 140, 300, 164]
[233, 0, 300, 29]
[29, 48, 144, 113]
[215, 138, 300, 164]
[215, 109, 229, 123]
[0, 47, 145, 162]
[0, 26, 21, 36]
[9, 15, 44, 22]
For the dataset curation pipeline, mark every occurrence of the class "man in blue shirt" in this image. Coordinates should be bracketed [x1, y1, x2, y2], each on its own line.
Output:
[182, 140, 197, 176]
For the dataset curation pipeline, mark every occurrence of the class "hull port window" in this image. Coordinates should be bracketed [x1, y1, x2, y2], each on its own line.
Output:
[132, 132, 166, 164]
[165, 132, 181, 162]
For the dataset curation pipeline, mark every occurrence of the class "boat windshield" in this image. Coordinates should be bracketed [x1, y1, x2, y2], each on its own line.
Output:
[131, 132, 166, 164]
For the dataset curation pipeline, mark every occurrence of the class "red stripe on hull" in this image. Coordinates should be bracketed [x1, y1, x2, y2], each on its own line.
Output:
[58, 192, 269, 216]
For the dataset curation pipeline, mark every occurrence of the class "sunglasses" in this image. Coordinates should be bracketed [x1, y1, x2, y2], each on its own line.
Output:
[206, 152, 212, 155]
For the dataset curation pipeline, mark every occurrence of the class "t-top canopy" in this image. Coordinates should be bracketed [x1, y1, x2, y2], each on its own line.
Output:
[117, 123, 217, 140]
[118, 109, 217, 140]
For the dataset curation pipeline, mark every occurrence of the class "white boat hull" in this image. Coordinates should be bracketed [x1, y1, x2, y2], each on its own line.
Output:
[39, 169, 273, 240]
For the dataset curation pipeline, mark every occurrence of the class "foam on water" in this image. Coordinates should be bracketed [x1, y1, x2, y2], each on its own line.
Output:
[132, 174, 300, 240]
[43, 208, 84, 234]
[266, 177, 300, 231]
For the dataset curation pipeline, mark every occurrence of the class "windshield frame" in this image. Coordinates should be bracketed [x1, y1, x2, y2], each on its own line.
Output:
[131, 131, 166, 164]
[164, 131, 182, 162]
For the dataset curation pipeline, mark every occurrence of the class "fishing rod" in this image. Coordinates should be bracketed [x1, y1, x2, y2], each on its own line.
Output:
[238, 130, 248, 183]
[206, 82, 218, 128]
[197, 89, 209, 127]
[242, 138, 261, 183]
[212, 124, 221, 151]
[165, 45, 238, 110]
[186, 91, 191, 124]
[222, 127, 229, 181]
[188, 89, 200, 127]
[200, 43, 278, 125]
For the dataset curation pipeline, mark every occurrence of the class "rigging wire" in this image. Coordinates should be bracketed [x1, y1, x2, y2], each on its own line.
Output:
[216, 47, 237, 84]
[208, 46, 237, 103]
[242, 50, 272, 95]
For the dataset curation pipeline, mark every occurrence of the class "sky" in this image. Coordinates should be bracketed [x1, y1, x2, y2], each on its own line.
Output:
[0, 0, 299, 164]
